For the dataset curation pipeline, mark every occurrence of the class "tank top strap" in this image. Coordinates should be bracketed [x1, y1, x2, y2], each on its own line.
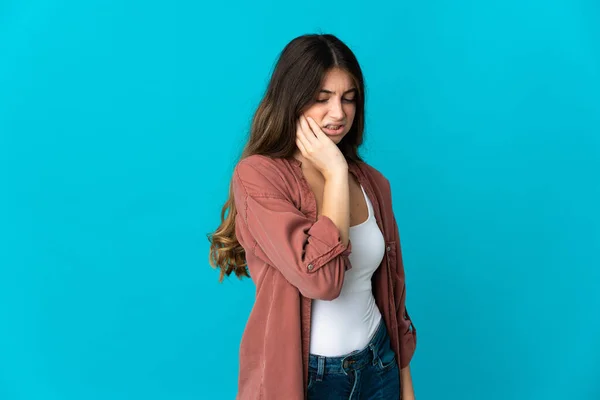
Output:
[359, 184, 373, 219]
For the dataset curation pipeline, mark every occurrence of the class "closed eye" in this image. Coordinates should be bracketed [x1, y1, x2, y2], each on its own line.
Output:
[315, 97, 356, 103]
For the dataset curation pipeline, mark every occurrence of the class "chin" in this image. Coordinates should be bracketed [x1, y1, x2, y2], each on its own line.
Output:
[332, 136, 346, 145]
[335, 130, 350, 142]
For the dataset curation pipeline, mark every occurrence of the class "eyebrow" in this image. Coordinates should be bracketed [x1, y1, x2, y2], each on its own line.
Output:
[319, 88, 357, 95]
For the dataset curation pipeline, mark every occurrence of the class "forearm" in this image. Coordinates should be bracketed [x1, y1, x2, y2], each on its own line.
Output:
[321, 169, 350, 247]
[401, 365, 415, 399]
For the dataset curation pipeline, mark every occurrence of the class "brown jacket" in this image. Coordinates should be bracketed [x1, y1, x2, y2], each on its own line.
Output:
[232, 155, 417, 399]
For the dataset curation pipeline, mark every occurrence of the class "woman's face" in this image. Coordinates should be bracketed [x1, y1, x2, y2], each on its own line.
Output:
[302, 68, 357, 144]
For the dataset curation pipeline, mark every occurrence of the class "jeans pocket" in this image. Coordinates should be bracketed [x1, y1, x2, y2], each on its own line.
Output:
[377, 343, 398, 372]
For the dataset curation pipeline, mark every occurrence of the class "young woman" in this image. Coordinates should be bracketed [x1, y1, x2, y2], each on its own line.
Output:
[209, 34, 417, 400]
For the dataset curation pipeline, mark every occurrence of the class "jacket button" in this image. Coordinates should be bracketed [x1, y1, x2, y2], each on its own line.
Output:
[307, 264, 314, 271]
[386, 246, 391, 251]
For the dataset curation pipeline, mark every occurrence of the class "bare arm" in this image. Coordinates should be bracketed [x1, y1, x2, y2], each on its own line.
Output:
[321, 168, 350, 247]
[401, 365, 415, 399]
[296, 115, 351, 248]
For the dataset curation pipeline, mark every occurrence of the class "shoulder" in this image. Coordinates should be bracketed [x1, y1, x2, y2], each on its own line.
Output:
[355, 161, 391, 190]
[233, 155, 294, 198]
[235, 154, 281, 177]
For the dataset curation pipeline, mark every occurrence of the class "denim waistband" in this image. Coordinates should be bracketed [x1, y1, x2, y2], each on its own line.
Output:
[308, 318, 388, 375]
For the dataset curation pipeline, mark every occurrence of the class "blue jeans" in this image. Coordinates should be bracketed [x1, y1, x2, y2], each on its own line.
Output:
[307, 319, 400, 399]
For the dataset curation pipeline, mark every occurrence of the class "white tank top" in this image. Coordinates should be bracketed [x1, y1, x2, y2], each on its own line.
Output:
[309, 184, 385, 356]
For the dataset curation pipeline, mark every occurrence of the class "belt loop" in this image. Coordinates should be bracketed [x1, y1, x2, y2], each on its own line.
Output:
[368, 343, 379, 366]
[316, 356, 325, 381]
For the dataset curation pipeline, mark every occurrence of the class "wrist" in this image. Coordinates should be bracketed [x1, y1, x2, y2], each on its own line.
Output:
[323, 165, 348, 181]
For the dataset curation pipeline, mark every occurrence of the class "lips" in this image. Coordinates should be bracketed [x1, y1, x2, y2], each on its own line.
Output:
[322, 125, 345, 135]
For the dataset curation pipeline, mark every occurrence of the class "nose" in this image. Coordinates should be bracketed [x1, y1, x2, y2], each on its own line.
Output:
[328, 98, 345, 120]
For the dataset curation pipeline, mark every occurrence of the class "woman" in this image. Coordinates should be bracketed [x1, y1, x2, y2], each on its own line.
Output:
[209, 34, 417, 400]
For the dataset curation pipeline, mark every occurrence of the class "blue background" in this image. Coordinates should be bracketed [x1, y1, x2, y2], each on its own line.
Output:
[1, 1, 599, 399]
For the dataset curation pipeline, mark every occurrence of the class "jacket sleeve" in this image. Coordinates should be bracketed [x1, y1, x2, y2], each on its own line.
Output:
[232, 158, 352, 300]
[389, 184, 417, 369]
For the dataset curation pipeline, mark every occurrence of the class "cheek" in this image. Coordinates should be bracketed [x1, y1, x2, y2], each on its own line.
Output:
[345, 105, 357, 122]
[303, 104, 326, 120]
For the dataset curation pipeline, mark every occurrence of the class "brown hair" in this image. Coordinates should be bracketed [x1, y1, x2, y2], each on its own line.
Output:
[208, 33, 367, 281]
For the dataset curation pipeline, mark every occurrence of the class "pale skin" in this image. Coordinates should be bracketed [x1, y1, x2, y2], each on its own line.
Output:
[293, 67, 415, 399]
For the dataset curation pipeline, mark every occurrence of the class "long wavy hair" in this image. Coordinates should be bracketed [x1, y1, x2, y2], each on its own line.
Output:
[208, 33, 367, 282]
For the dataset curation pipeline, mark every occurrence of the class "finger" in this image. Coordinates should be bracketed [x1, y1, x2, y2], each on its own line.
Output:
[306, 117, 327, 141]
[296, 119, 313, 152]
[296, 137, 307, 157]
[300, 115, 318, 144]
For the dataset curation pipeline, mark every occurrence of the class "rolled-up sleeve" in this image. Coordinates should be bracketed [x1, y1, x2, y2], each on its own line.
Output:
[232, 158, 352, 300]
